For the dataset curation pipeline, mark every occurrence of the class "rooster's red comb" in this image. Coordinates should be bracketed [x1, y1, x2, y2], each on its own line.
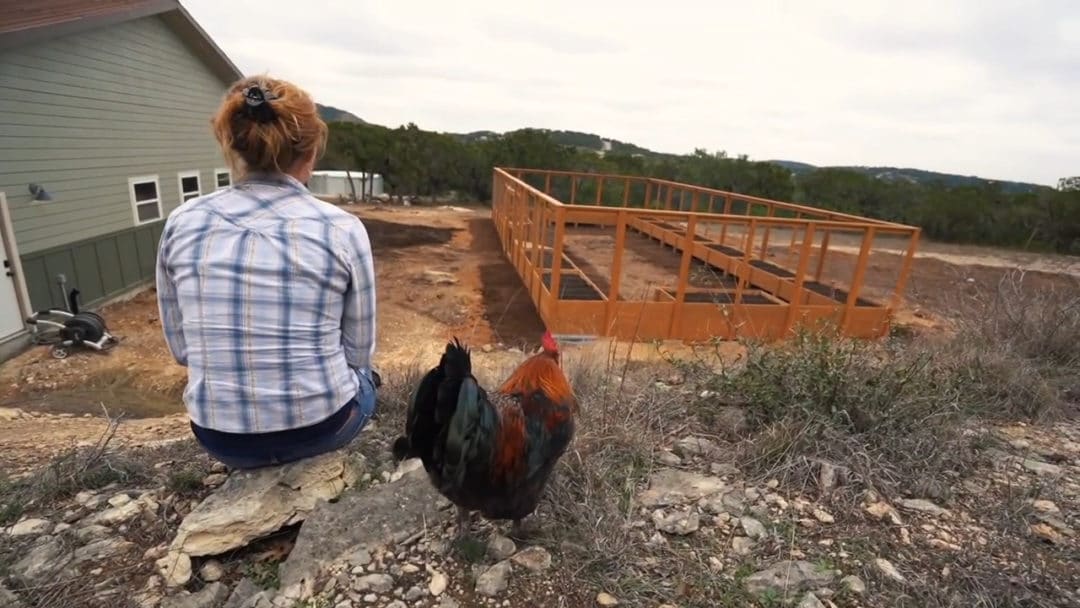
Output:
[541, 331, 558, 353]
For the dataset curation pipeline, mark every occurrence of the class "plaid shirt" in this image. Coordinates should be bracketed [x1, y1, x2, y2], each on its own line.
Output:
[155, 172, 376, 434]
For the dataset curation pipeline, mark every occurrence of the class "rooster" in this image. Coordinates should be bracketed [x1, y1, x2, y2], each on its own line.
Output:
[392, 331, 578, 539]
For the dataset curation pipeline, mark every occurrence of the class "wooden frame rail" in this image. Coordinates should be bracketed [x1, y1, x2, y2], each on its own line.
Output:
[491, 168, 921, 342]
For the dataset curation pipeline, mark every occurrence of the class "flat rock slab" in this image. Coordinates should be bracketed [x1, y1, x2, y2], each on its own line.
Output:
[169, 452, 359, 559]
[276, 467, 450, 602]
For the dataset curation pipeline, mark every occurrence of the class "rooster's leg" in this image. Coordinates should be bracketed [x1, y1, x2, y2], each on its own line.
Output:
[510, 518, 526, 540]
[455, 506, 472, 540]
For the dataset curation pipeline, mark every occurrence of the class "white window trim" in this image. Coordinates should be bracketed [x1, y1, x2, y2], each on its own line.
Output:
[177, 170, 201, 203]
[214, 167, 233, 190]
[128, 175, 162, 226]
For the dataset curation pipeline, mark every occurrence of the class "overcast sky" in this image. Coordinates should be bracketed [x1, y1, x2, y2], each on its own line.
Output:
[182, 0, 1078, 186]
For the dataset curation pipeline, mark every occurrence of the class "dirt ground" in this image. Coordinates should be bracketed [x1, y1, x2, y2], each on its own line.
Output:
[0, 204, 1077, 475]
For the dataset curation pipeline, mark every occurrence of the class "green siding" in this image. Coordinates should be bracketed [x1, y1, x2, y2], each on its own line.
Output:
[20, 222, 165, 311]
[0, 14, 233, 257]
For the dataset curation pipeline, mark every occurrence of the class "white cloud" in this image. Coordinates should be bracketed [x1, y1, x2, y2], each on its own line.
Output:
[183, 0, 1079, 185]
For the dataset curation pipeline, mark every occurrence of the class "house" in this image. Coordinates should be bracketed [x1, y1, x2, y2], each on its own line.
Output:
[0, 0, 243, 360]
[308, 170, 385, 200]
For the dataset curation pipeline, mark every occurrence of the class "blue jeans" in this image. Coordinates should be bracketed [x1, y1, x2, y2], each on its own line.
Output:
[191, 372, 378, 470]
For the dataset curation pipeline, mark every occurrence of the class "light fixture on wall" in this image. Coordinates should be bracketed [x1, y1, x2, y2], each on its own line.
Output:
[28, 183, 53, 201]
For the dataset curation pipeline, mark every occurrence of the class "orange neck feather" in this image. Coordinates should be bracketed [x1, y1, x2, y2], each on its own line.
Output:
[497, 354, 577, 411]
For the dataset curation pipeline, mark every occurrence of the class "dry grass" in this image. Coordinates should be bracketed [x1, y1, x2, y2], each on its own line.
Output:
[669, 272, 1080, 501]
[0, 407, 154, 527]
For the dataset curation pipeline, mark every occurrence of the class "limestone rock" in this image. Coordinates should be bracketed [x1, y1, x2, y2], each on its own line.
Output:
[277, 467, 447, 602]
[1030, 499, 1060, 513]
[1020, 458, 1062, 476]
[162, 582, 230, 608]
[108, 494, 133, 508]
[0, 407, 24, 420]
[865, 501, 904, 526]
[7, 518, 53, 537]
[475, 561, 511, 597]
[156, 551, 193, 588]
[511, 546, 552, 572]
[675, 436, 719, 458]
[202, 473, 228, 488]
[353, 573, 394, 593]
[637, 469, 726, 507]
[487, 534, 517, 561]
[200, 559, 225, 582]
[428, 571, 448, 596]
[740, 516, 767, 539]
[653, 509, 700, 535]
[897, 498, 950, 518]
[596, 592, 620, 606]
[390, 458, 423, 482]
[657, 451, 682, 466]
[169, 452, 358, 558]
[11, 537, 70, 581]
[841, 575, 867, 594]
[86, 501, 142, 526]
[874, 558, 906, 584]
[732, 536, 755, 555]
[744, 560, 838, 595]
[72, 538, 134, 565]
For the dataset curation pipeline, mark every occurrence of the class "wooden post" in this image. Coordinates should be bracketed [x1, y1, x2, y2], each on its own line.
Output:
[622, 178, 630, 207]
[788, 212, 802, 251]
[529, 195, 543, 272]
[671, 215, 698, 337]
[544, 173, 551, 195]
[595, 176, 604, 206]
[644, 181, 653, 209]
[537, 202, 550, 270]
[550, 207, 567, 305]
[783, 224, 816, 335]
[703, 194, 715, 238]
[815, 228, 832, 281]
[665, 185, 674, 210]
[604, 210, 628, 335]
[760, 205, 776, 259]
[890, 228, 920, 312]
[570, 176, 577, 205]
[840, 226, 876, 333]
[734, 219, 757, 306]
[720, 195, 733, 245]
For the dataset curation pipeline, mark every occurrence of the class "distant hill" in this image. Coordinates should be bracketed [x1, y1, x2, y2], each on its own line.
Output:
[455, 128, 660, 158]
[319, 102, 1046, 192]
[768, 160, 1046, 194]
[317, 104, 365, 124]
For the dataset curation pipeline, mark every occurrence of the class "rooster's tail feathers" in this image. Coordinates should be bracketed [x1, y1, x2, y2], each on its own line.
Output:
[441, 337, 472, 379]
[441, 375, 489, 488]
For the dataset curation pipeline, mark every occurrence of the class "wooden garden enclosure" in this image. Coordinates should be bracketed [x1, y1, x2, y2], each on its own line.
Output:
[490, 168, 921, 342]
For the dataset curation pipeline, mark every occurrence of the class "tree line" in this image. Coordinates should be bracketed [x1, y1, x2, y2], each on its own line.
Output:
[319, 121, 1080, 254]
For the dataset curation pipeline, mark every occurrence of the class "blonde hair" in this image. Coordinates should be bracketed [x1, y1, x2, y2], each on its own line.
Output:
[211, 75, 328, 178]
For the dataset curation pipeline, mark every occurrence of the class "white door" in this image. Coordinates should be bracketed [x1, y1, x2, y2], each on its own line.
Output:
[0, 193, 27, 339]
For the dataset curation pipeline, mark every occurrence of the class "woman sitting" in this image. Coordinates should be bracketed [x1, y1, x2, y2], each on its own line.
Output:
[155, 75, 379, 469]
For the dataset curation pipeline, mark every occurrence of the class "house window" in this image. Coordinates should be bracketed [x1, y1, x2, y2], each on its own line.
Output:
[178, 171, 201, 202]
[215, 168, 232, 189]
[128, 175, 162, 225]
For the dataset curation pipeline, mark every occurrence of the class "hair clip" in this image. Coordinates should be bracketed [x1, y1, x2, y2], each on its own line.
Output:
[242, 84, 277, 123]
